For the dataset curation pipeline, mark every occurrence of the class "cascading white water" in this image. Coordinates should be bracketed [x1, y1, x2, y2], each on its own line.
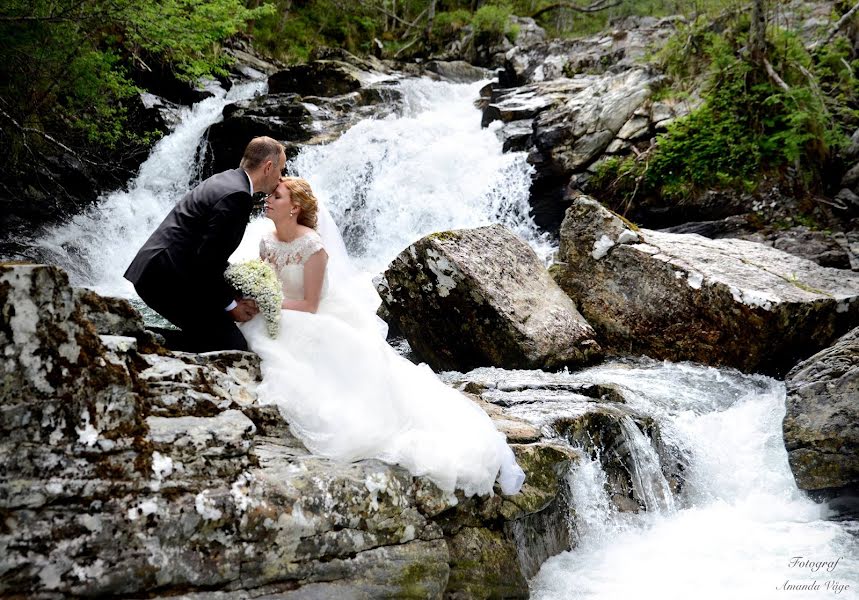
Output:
[34, 76, 552, 294]
[529, 360, 859, 600]
[19, 72, 857, 599]
[617, 415, 676, 514]
[283, 78, 553, 273]
[31, 80, 266, 297]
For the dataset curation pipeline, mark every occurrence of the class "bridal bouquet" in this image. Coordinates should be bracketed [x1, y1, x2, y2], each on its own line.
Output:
[224, 259, 283, 338]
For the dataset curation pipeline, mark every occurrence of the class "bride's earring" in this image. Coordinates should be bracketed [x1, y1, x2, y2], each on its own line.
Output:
[289, 210, 295, 216]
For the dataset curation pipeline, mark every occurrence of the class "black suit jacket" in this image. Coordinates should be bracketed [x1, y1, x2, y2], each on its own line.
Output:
[124, 168, 253, 310]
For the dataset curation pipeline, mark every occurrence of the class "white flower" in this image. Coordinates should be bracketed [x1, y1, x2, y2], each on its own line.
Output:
[224, 260, 283, 338]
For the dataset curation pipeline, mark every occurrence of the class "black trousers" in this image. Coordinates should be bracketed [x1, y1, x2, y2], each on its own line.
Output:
[134, 261, 248, 353]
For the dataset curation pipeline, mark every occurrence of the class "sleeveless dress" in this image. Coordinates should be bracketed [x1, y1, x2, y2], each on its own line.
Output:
[239, 230, 525, 497]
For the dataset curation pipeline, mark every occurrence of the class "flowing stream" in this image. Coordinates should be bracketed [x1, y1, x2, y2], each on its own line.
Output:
[20, 74, 859, 598]
[520, 361, 859, 600]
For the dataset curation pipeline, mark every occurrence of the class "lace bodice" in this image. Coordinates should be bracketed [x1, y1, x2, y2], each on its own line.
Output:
[260, 230, 327, 300]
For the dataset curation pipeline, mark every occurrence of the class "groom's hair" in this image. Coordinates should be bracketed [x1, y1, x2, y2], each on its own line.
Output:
[240, 136, 284, 171]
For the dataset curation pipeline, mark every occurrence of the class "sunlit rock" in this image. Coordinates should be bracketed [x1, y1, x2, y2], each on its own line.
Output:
[0, 263, 582, 598]
[379, 224, 602, 371]
[552, 197, 859, 375]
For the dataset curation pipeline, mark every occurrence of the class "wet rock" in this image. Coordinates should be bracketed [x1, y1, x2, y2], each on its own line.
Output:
[783, 327, 859, 504]
[553, 406, 679, 512]
[268, 61, 364, 97]
[425, 60, 491, 83]
[203, 94, 314, 172]
[552, 197, 859, 375]
[379, 224, 602, 371]
[445, 527, 528, 599]
[202, 73, 400, 174]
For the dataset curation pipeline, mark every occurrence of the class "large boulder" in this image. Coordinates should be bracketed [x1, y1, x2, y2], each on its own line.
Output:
[202, 72, 401, 175]
[480, 68, 683, 231]
[0, 263, 583, 598]
[783, 327, 859, 509]
[268, 61, 365, 97]
[203, 93, 314, 172]
[378, 224, 602, 371]
[552, 197, 859, 375]
[531, 68, 661, 175]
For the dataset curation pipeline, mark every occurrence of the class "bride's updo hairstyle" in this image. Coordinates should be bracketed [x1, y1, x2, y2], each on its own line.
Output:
[280, 176, 318, 230]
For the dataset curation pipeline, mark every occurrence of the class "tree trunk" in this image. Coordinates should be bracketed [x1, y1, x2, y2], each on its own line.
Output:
[749, 0, 767, 63]
[426, 0, 436, 40]
[246, 0, 261, 35]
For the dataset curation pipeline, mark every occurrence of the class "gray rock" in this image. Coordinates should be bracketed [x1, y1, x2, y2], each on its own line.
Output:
[842, 162, 859, 190]
[509, 16, 547, 47]
[767, 227, 853, 270]
[268, 60, 364, 97]
[424, 60, 490, 83]
[204, 78, 401, 173]
[502, 17, 677, 86]
[783, 327, 859, 497]
[74, 288, 165, 351]
[379, 224, 602, 371]
[552, 197, 859, 375]
[845, 128, 859, 162]
[533, 68, 661, 172]
[445, 527, 528, 598]
[0, 263, 584, 598]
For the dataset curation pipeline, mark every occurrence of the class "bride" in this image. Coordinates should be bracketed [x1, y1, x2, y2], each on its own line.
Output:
[239, 176, 525, 497]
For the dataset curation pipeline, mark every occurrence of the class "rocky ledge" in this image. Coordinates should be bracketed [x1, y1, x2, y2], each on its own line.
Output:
[551, 197, 859, 376]
[0, 262, 596, 598]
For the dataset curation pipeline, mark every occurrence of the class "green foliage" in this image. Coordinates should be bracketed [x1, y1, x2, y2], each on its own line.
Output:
[0, 0, 271, 157]
[251, 0, 385, 62]
[127, 0, 273, 80]
[593, 22, 854, 207]
[472, 3, 516, 39]
[528, 0, 743, 40]
[433, 10, 473, 39]
[656, 16, 720, 83]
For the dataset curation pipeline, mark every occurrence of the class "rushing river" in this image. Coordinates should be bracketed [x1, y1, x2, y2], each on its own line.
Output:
[23, 73, 859, 598]
[516, 360, 859, 600]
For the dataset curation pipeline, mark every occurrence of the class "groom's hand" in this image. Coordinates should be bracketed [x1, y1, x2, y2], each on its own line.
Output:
[229, 298, 259, 322]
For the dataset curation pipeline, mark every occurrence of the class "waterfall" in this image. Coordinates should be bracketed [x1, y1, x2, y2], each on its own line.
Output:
[281, 78, 552, 273]
[27, 80, 266, 297]
[28, 76, 552, 299]
[529, 360, 859, 600]
[617, 415, 676, 514]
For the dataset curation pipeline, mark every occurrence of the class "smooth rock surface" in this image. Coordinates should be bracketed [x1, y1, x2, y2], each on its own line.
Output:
[783, 327, 859, 499]
[378, 224, 602, 371]
[552, 197, 859, 375]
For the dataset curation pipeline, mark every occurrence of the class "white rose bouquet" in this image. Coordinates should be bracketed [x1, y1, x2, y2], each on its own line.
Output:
[224, 259, 283, 338]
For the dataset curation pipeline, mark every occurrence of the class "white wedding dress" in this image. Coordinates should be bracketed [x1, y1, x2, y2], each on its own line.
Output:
[240, 229, 525, 497]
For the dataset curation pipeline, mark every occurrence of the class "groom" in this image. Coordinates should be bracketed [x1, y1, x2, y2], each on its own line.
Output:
[125, 136, 286, 352]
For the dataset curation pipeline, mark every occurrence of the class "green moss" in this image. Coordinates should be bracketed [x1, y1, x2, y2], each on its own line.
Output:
[394, 562, 439, 598]
[785, 273, 831, 296]
[427, 231, 459, 242]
